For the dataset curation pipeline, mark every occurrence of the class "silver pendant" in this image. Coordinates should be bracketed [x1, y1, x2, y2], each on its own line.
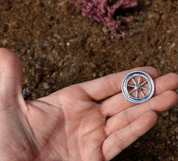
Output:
[122, 71, 155, 103]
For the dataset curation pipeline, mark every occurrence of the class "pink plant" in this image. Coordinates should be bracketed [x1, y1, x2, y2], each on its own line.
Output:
[68, 0, 138, 40]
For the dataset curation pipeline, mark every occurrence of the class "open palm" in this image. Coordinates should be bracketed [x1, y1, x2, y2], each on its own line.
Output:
[0, 48, 178, 161]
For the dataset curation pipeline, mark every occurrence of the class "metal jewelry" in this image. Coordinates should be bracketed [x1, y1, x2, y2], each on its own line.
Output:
[122, 71, 155, 103]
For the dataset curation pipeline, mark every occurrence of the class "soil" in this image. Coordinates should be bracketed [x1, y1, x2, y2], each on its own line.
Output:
[0, 0, 178, 160]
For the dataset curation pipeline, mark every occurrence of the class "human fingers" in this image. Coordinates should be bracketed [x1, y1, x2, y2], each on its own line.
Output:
[78, 67, 159, 101]
[0, 48, 24, 111]
[102, 111, 157, 161]
[101, 73, 178, 117]
[105, 90, 178, 136]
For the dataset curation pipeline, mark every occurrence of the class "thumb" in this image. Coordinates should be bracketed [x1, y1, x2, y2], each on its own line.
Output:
[0, 48, 23, 107]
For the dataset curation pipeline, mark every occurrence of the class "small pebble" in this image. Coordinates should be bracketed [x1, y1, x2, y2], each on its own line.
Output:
[43, 82, 50, 89]
[175, 127, 178, 133]
[170, 115, 178, 122]
[170, 43, 175, 48]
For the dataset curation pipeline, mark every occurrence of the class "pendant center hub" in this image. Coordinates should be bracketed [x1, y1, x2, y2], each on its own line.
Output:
[135, 84, 142, 91]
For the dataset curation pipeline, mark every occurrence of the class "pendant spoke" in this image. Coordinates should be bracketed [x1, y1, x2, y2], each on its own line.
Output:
[140, 91, 145, 97]
[132, 78, 136, 85]
[129, 89, 135, 94]
[138, 76, 140, 84]
[142, 87, 149, 90]
[127, 85, 135, 88]
[136, 91, 138, 98]
[141, 80, 147, 86]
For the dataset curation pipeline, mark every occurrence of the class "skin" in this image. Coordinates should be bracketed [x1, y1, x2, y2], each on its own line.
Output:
[0, 48, 177, 161]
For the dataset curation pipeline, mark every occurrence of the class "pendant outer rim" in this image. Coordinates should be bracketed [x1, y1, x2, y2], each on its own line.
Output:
[121, 71, 155, 104]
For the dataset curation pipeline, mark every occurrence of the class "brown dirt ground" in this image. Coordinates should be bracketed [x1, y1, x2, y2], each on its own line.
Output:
[0, 0, 178, 160]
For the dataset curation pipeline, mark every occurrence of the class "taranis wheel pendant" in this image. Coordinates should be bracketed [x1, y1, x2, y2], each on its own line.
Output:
[122, 71, 155, 103]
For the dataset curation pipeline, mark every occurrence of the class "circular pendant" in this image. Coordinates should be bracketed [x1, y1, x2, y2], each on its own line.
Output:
[122, 71, 155, 103]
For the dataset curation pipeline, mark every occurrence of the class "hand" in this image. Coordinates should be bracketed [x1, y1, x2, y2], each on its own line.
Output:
[0, 48, 178, 161]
